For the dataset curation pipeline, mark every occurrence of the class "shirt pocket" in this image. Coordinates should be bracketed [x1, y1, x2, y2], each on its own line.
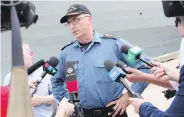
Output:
[93, 58, 116, 84]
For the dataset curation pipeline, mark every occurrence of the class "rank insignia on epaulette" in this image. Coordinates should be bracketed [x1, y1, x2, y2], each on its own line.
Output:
[61, 40, 76, 51]
[102, 34, 120, 40]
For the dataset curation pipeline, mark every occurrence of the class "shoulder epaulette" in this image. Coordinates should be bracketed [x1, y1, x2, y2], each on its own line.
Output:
[101, 34, 120, 40]
[61, 40, 77, 51]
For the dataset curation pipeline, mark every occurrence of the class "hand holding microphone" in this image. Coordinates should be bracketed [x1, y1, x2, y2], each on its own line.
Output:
[151, 61, 179, 82]
[104, 60, 143, 99]
[121, 44, 175, 81]
[28, 80, 36, 89]
[104, 60, 143, 116]
[31, 56, 59, 97]
[105, 60, 148, 115]
[116, 61, 147, 82]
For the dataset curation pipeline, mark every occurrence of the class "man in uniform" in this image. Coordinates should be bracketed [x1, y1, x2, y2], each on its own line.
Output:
[51, 4, 151, 117]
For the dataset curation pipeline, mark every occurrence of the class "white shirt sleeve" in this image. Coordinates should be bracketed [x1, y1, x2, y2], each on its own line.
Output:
[4, 72, 11, 86]
[169, 80, 179, 91]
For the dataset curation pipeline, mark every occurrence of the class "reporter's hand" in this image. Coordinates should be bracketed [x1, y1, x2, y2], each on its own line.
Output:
[151, 62, 172, 81]
[125, 68, 146, 82]
[129, 98, 147, 114]
[28, 80, 36, 88]
[31, 95, 42, 106]
[58, 100, 74, 117]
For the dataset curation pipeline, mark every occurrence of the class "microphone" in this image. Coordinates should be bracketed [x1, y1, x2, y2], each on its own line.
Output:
[31, 56, 59, 97]
[104, 60, 143, 99]
[41, 57, 59, 78]
[65, 61, 78, 93]
[64, 61, 83, 117]
[27, 59, 45, 75]
[121, 45, 154, 67]
[121, 45, 174, 79]
[116, 61, 130, 74]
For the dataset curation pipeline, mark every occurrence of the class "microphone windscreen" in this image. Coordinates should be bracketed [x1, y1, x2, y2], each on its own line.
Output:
[48, 57, 59, 67]
[27, 59, 45, 75]
[120, 45, 131, 54]
[104, 60, 116, 72]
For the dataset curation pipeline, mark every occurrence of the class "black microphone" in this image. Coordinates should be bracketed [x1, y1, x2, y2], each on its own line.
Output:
[64, 61, 83, 117]
[116, 61, 130, 74]
[121, 45, 154, 68]
[104, 60, 143, 99]
[31, 56, 59, 97]
[27, 59, 45, 75]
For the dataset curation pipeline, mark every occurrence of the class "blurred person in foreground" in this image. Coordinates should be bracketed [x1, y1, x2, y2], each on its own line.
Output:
[3, 42, 55, 117]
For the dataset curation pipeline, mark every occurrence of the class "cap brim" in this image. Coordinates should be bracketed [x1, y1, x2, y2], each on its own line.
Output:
[60, 12, 81, 24]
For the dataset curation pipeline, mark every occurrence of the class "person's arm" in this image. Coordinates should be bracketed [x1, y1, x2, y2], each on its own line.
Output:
[129, 65, 184, 117]
[151, 62, 180, 82]
[55, 99, 75, 117]
[51, 51, 69, 103]
[126, 68, 172, 89]
[55, 107, 67, 117]
[115, 38, 150, 94]
[139, 102, 166, 117]
[129, 98, 166, 117]
[31, 95, 55, 106]
[142, 73, 172, 88]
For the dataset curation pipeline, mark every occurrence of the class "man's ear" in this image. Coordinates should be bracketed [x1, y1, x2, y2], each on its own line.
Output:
[30, 52, 34, 57]
[88, 16, 93, 26]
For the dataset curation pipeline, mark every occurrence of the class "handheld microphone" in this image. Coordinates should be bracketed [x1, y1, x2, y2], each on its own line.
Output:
[104, 60, 143, 99]
[31, 57, 59, 97]
[121, 45, 174, 80]
[121, 45, 154, 67]
[116, 61, 130, 74]
[65, 61, 83, 117]
[41, 57, 58, 78]
[27, 59, 45, 75]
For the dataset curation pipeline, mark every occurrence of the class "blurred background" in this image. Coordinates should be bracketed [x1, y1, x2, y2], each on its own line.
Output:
[1, 1, 182, 84]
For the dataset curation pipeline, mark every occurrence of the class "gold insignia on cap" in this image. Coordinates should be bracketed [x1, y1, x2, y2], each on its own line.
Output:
[67, 6, 77, 13]
[102, 34, 120, 40]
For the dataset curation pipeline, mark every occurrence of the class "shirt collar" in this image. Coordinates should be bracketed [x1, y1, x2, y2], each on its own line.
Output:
[72, 30, 101, 48]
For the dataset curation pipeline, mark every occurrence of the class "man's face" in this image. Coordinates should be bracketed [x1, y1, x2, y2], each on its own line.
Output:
[175, 17, 184, 37]
[22, 44, 33, 68]
[66, 14, 92, 39]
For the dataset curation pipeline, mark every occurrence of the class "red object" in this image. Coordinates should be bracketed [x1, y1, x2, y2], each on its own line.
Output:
[1, 86, 10, 117]
[66, 80, 78, 93]
[44, 62, 49, 68]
